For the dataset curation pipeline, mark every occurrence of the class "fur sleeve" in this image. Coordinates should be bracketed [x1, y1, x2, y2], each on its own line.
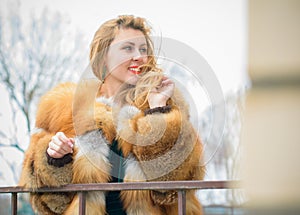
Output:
[19, 83, 77, 214]
[118, 105, 204, 179]
[19, 129, 74, 214]
[117, 88, 205, 181]
[35, 82, 76, 136]
[20, 82, 78, 188]
[19, 130, 73, 189]
[117, 89, 205, 206]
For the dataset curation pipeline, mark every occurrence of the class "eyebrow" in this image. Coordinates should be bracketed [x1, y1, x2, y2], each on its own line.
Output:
[122, 41, 147, 46]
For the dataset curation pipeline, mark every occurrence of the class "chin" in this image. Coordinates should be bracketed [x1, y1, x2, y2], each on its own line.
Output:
[125, 76, 139, 85]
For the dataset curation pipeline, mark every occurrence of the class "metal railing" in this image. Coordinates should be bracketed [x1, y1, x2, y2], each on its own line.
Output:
[0, 180, 241, 215]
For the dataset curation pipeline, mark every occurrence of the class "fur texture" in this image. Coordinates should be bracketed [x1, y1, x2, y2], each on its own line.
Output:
[19, 83, 76, 214]
[117, 91, 205, 214]
[19, 81, 205, 215]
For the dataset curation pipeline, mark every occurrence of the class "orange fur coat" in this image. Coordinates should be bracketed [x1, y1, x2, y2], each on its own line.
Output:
[19, 81, 205, 215]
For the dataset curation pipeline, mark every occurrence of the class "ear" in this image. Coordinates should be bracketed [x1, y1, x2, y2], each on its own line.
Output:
[103, 53, 108, 67]
[103, 56, 109, 71]
[99, 53, 106, 80]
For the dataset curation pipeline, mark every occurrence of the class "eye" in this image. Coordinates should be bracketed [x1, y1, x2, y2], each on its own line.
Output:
[123, 46, 133, 52]
[139, 47, 147, 54]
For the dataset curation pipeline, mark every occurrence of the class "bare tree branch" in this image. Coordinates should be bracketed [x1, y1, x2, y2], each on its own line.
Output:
[0, 0, 88, 186]
[0, 143, 25, 153]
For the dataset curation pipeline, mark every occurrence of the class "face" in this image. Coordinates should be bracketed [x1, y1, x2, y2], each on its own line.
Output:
[105, 28, 148, 86]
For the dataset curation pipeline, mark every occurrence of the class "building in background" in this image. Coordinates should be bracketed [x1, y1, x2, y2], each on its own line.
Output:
[242, 0, 300, 212]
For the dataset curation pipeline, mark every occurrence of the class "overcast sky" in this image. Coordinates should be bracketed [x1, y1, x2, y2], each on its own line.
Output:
[18, 0, 249, 93]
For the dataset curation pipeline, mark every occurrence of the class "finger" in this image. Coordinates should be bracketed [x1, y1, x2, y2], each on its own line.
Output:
[57, 132, 74, 149]
[161, 78, 174, 86]
[162, 76, 168, 81]
[69, 138, 75, 146]
[47, 147, 65, 159]
[56, 132, 69, 143]
[51, 137, 72, 154]
[49, 139, 66, 154]
[56, 132, 74, 149]
[150, 87, 158, 93]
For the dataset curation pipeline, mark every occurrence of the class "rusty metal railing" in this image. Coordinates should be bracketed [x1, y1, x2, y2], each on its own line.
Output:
[0, 180, 241, 215]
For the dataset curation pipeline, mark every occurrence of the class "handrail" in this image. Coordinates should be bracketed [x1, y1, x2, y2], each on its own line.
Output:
[0, 180, 242, 215]
[0, 180, 241, 193]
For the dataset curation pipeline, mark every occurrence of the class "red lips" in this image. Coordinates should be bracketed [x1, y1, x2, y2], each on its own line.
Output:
[128, 65, 141, 75]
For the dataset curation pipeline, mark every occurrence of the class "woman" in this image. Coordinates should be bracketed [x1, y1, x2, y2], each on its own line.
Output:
[19, 15, 205, 215]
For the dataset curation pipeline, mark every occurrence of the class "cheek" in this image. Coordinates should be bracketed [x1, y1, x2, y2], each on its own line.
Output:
[106, 50, 131, 71]
[111, 61, 130, 79]
[143, 56, 148, 64]
[107, 57, 129, 71]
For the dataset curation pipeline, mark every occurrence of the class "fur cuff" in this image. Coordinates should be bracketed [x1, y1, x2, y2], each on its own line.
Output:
[117, 105, 141, 132]
[144, 105, 172, 115]
[46, 151, 73, 167]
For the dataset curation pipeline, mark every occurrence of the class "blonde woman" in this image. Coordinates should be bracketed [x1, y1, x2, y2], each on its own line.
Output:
[20, 15, 205, 215]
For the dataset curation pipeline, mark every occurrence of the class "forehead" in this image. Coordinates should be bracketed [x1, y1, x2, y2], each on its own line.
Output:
[111, 28, 147, 46]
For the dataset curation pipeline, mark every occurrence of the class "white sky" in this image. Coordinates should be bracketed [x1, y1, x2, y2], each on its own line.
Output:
[20, 0, 249, 94]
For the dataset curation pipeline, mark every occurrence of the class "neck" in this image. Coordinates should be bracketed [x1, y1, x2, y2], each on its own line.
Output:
[99, 78, 122, 98]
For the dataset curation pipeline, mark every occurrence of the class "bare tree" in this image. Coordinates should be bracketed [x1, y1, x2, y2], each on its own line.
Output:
[196, 91, 246, 207]
[0, 0, 88, 185]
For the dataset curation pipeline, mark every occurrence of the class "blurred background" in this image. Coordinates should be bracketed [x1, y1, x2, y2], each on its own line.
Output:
[0, 0, 299, 214]
[242, 0, 300, 213]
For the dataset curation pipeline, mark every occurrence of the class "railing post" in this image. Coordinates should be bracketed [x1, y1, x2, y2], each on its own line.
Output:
[11, 193, 17, 215]
[0, 180, 241, 215]
[78, 192, 87, 215]
[178, 190, 186, 215]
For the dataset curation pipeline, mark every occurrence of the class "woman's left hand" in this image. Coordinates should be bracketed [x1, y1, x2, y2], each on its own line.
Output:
[148, 76, 175, 109]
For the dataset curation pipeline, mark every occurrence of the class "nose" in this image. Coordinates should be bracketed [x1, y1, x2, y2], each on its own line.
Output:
[132, 55, 142, 61]
[132, 49, 143, 61]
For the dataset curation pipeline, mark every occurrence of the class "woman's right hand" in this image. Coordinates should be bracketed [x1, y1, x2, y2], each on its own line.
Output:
[47, 132, 75, 158]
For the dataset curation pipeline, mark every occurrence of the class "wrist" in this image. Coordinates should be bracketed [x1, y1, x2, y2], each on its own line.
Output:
[144, 105, 172, 115]
[46, 151, 73, 167]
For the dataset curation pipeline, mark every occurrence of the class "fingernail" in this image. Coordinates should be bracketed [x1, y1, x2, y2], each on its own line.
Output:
[67, 140, 73, 147]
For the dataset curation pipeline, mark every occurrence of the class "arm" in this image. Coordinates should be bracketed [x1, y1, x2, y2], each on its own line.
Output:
[117, 97, 204, 181]
[19, 129, 75, 215]
[20, 82, 77, 187]
[19, 130, 73, 189]
[19, 83, 76, 214]
[117, 89, 205, 206]
[116, 76, 205, 212]
[117, 76, 204, 179]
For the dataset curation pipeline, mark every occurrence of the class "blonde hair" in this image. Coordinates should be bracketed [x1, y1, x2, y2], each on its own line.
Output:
[90, 15, 166, 109]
